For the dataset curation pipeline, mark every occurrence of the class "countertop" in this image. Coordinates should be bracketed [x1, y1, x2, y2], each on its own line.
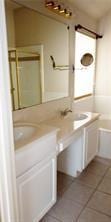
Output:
[14, 112, 100, 152]
[14, 122, 59, 150]
[43, 112, 100, 149]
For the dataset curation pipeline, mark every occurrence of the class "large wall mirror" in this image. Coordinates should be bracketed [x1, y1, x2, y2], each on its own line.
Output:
[5, 0, 69, 110]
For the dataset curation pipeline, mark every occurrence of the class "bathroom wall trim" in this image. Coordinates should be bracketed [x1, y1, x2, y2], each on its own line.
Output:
[0, 0, 19, 221]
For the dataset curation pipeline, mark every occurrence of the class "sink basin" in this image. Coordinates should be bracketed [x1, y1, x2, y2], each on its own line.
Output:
[73, 113, 88, 121]
[65, 113, 88, 121]
[14, 124, 38, 142]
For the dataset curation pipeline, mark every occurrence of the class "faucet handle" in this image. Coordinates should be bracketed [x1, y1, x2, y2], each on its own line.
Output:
[64, 108, 72, 112]
[60, 108, 72, 117]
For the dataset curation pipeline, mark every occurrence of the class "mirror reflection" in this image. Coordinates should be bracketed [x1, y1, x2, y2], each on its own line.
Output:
[80, 53, 94, 67]
[5, 1, 69, 110]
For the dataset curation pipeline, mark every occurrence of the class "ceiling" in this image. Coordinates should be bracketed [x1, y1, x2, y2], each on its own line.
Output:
[6, 0, 21, 9]
[67, 0, 111, 20]
[7, 0, 111, 20]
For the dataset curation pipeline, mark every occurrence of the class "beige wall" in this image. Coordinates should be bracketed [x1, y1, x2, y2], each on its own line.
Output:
[5, 3, 15, 47]
[5, 3, 17, 109]
[94, 10, 111, 115]
[14, 8, 69, 99]
[74, 8, 97, 32]
[14, 0, 97, 32]
[95, 11, 111, 96]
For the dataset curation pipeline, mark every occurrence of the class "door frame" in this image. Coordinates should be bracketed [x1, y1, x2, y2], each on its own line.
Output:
[0, 0, 19, 221]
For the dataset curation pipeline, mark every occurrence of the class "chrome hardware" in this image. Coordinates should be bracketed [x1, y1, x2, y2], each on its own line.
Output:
[60, 108, 72, 117]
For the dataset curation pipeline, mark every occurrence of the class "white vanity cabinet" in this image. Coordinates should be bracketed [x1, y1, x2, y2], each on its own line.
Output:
[83, 120, 98, 168]
[58, 130, 84, 177]
[58, 119, 99, 177]
[17, 155, 56, 222]
[16, 132, 57, 222]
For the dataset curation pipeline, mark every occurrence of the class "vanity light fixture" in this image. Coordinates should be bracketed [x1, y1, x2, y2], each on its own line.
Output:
[45, 1, 72, 19]
[59, 8, 65, 14]
[53, 4, 60, 10]
[65, 9, 72, 17]
[45, 1, 54, 7]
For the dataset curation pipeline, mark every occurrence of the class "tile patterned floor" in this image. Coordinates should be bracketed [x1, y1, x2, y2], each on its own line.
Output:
[40, 157, 111, 222]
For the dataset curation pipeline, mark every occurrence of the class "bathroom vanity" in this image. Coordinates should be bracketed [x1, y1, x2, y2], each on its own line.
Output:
[3, 0, 102, 222]
[14, 112, 99, 222]
[45, 112, 99, 177]
[58, 119, 98, 177]
[15, 124, 59, 222]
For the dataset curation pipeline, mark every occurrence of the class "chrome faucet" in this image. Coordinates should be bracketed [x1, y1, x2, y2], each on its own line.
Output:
[60, 108, 72, 117]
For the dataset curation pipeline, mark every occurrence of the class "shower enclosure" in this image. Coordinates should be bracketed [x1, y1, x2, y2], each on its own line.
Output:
[8, 49, 42, 110]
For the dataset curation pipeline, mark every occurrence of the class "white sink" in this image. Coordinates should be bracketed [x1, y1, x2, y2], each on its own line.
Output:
[14, 124, 38, 142]
[65, 113, 88, 121]
[73, 113, 88, 121]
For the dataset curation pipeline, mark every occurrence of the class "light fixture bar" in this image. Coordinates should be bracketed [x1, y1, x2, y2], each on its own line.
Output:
[45, 1, 72, 19]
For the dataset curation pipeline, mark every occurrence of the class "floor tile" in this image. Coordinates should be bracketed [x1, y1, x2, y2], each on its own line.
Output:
[63, 181, 94, 205]
[41, 158, 111, 222]
[87, 191, 111, 216]
[95, 156, 111, 166]
[77, 208, 111, 222]
[48, 197, 83, 222]
[105, 168, 111, 178]
[40, 215, 60, 222]
[77, 171, 102, 188]
[86, 160, 108, 176]
[57, 171, 74, 196]
[98, 177, 111, 194]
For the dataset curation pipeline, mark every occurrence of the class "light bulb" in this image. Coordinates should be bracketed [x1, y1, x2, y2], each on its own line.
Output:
[46, 1, 54, 7]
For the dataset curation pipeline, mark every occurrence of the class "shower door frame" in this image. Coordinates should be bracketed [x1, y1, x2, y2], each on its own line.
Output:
[9, 49, 42, 110]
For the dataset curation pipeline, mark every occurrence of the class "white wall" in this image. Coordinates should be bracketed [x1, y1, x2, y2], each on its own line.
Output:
[94, 96, 111, 116]
[0, 0, 19, 220]
[74, 96, 94, 113]
[94, 10, 111, 115]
